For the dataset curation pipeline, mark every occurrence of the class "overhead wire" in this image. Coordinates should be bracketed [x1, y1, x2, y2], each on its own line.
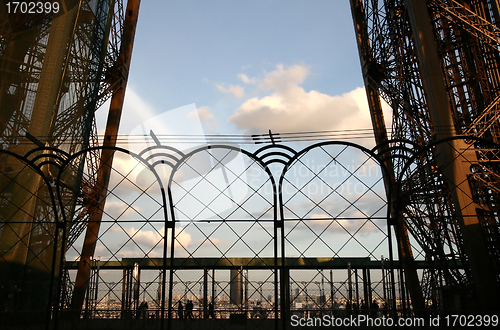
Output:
[6, 126, 460, 146]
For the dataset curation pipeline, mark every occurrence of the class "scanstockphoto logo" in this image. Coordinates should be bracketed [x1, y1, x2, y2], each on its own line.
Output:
[127, 104, 249, 220]
[291, 314, 431, 328]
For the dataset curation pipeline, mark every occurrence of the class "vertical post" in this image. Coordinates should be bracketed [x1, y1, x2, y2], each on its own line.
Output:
[69, 0, 141, 317]
[381, 256, 387, 303]
[244, 270, 249, 313]
[330, 270, 334, 311]
[362, 268, 369, 311]
[212, 269, 215, 305]
[95, 258, 100, 315]
[350, 0, 425, 314]
[121, 268, 126, 318]
[203, 268, 208, 319]
[355, 268, 359, 307]
[240, 264, 243, 311]
[133, 263, 140, 317]
[282, 266, 290, 330]
[157, 270, 162, 314]
[347, 263, 352, 305]
[321, 270, 325, 307]
[367, 269, 372, 311]
[399, 267, 406, 316]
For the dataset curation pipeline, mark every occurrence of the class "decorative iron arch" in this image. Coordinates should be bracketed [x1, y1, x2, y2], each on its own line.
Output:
[56, 145, 172, 327]
[276, 140, 396, 324]
[3, 136, 498, 328]
[165, 144, 280, 326]
[0, 147, 64, 329]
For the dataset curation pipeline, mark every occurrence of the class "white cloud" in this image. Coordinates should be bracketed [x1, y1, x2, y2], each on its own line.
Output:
[237, 73, 257, 85]
[228, 64, 392, 146]
[189, 106, 214, 121]
[309, 213, 378, 234]
[259, 64, 310, 92]
[216, 83, 245, 98]
[105, 201, 141, 218]
[188, 106, 220, 133]
[112, 226, 192, 250]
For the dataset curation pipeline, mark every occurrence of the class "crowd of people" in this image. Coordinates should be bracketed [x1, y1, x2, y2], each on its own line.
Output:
[136, 298, 388, 320]
[344, 299, 389, 318]
[177, 300, 216, 319]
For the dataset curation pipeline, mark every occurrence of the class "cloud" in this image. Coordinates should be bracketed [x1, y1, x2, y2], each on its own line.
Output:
[189, 106, 214, 121]
[258, 64, 310, 92]
[104, 201, 141, 219]
[228, 64, 392, 145]
[122, 226, 164, 248]
[187, 106, 219, 132]
[216, 83, 245, 98]
[237, 73, 257, 84]
[308, 213, 380, 234]
[90, 225, 193, 259]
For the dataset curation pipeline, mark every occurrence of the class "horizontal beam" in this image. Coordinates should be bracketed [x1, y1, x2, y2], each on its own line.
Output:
[64, 257, 457, 270]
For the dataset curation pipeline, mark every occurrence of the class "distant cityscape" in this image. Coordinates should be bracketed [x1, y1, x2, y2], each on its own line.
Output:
[88, 289, 404, 319]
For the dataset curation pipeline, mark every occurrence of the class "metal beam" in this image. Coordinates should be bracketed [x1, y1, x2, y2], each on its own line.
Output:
[350, 0, 425, 316]
[66, 257, 443, 270]
[69, 0, 141, 317]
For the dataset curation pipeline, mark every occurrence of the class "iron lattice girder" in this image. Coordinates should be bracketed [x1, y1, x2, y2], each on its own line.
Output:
[431, 0, 500, 51]
[463, 95, 500, 140]
[351, 0, 500, 314]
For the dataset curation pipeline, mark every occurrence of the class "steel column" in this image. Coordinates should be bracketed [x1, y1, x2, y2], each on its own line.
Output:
[69, 0, 141, 316]
[405, 0, 499, 311]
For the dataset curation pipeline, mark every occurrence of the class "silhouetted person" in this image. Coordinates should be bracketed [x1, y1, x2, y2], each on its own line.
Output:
[138, 301, 148, 319]
[208, 302, 215, 319]
[177, 301, 184, 319]
[345, 302, 352, 316]
[186, 300, 194, 319]
[360, 300, 367, 315]
[353, 302, 359, 316]
[370, 299, 379, 318]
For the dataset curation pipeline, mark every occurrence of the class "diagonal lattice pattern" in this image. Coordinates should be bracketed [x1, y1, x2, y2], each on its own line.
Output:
[282, 144, 389, 263]
[2, 138, 489, 329]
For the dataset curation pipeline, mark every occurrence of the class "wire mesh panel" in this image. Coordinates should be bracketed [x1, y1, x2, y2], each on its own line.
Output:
[168, 146, 277, 329]
[60, 149, 166, 329]
[0, 151, 59, 328]
[4, 138, 489, 329]
[280, 143, 392, 320]
[170, 146, 276, 258]
[281, 143, 389, 261]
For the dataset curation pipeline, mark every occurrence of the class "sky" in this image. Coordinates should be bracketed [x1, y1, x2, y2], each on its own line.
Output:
[95, 0, 389, 148]
[81, 1, 400, 264]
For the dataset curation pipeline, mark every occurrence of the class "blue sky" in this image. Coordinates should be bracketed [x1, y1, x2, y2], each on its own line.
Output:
[82, 1, 398, 262]
[95, 0, 389, 147]
[130, 0, 361, 107]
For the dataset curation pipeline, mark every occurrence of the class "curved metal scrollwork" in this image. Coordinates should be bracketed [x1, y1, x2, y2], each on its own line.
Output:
[1, 136, 498, 329]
